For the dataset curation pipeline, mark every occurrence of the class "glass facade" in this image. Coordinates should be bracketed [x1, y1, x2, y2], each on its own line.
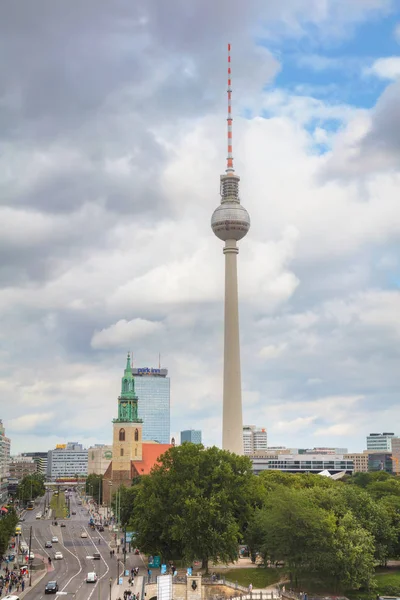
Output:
[181, 430, 202, 444]
[133, 369, 170, 444]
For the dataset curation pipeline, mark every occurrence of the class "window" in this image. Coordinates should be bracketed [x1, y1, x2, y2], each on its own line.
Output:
[119, 429, 125, 442]
[135, 448, 137, 457]
[120, 448, 124, 457]
[135, 429, 139, 442]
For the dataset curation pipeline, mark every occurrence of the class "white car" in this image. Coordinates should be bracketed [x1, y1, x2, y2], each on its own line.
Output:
[51, 536, 58, 543]
[35, 514, 41, 519]
[29, 552, 35, 560]
[80, 531, 88, 538]
[86, 572, 97, 583]
[54, 551, 63, 560]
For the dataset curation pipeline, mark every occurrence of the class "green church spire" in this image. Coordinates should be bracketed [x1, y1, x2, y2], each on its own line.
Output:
[113, 352, 142, 423]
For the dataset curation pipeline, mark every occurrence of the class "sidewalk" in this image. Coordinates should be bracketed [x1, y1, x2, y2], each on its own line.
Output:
[111, 574, 143, 600]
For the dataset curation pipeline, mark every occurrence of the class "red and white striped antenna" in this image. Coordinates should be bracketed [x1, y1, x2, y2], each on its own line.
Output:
[227, 43, 234, 173]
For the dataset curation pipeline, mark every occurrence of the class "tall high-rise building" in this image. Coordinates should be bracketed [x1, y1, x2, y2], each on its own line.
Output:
[0, 420, 10, 502]
[132, 367, 170, 444]
[243, 426, 268, 455]
[88, 445, 113, 476]
[211, 44, 250, 455]
[180, 430, 202, 445]
[367, 432, 395, 451]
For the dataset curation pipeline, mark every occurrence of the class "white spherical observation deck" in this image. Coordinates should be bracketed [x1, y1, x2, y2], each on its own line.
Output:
[211, 201, 250, 242]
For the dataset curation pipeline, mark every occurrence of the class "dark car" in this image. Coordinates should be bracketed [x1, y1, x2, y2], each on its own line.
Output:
[60, 522, 66, 527]
[97, 526, 104, 532]
[93, 552, 101, 560]
[72, 511, 76, 515]
[45, 581, 58, 594]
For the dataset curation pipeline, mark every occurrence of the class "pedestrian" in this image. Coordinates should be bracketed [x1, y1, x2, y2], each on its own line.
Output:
[249, 583, 253, 594]
[22, 579, 25, 592]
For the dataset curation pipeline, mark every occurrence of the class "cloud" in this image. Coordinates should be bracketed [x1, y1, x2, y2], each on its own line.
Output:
[1, 0, 400, 455]
[91, 319, 164, 350]
[365, 56, 400, 80]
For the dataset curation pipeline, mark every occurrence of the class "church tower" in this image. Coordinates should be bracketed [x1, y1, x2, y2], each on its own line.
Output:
[111, 353, 143, 484]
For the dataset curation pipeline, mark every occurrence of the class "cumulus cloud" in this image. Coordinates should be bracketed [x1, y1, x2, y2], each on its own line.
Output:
[365, 56, 400, 80]
[91, 319, 164, 349]
[1, 0, 399, 453]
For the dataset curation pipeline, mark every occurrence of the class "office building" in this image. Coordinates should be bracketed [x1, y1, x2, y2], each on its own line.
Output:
[391, 437, 400, 474]
[47, 444, 88, 481]
[344, 452, 369, 473]
[243, 426, 268, 455]
[368, 451, 393, 473]
[211, 45, 250, 455]
[133, 367, 170, 444]
[367, 433, 395, 451]
[0, 420, 10, 502]
[21, 452, 48, 475]
[9, 457, 36, 481]
[180, 430, 202, 445]
[250, 452, 354, 476]
[88, 445, 113, 475]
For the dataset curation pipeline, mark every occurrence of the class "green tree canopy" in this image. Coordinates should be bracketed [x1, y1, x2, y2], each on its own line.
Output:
[131, 444, 255, 570]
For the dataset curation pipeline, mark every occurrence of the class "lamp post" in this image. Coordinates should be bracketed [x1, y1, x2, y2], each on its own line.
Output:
[28, 526, 32, 587]
[109, 577, 112, 600]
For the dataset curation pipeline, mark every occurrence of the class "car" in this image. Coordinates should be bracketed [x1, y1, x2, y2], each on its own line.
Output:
[93, 552, 100, 560]
[51, 536, 58, 543]
[18, 517, 25, 522]
[86, 572, 97, 583]
[80, 531, 88, 538]
[35, 514, 41, 520]
[45, 542, 52, 548]
[29, 552, 35, 560]
[60, 522, 66, 527]
[71, 511, 76, 515]
[45, 581, 59, 594]
[97, 526, 104, 532]
[3, 595, 21, 600]
[54, 552, 63, 560]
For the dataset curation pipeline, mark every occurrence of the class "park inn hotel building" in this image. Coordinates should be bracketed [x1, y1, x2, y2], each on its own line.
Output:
[133, 367, 170, 444]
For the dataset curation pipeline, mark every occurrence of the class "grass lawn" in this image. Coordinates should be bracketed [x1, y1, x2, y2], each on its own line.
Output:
[50, 492, 66, 519]
[374, 570, 400, 595]
[219, 568, 281, 588]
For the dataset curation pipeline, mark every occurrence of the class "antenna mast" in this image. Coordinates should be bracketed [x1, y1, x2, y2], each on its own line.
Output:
[227, 43, 234, 173]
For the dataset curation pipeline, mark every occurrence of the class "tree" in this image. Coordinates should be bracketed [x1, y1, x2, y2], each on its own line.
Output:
[326, 512, 375, 591]
[247, 487, 335, 586]
[131, 444, 255, 571]
[0, 508, 18, 555]
[16, 473, 45, 504]
[85, 474, 103, 504]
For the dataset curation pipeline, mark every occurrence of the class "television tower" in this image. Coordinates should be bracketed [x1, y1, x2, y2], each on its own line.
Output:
[211, 44, 250, 455]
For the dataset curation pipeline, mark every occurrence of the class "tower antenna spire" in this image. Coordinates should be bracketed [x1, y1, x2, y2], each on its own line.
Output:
[227, 43, 234, 173]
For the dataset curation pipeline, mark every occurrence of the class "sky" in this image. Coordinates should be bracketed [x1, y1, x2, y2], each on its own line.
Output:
[1, 0, 400, 455]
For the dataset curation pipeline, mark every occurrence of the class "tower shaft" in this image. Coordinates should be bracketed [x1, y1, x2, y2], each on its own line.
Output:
[222, 239, 244, 454]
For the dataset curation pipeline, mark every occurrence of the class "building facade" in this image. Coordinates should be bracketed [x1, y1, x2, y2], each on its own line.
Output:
[88, 445, 113, 475]
[180, 430, 202, 445]
[250, 453, 354, 475]
[243, 426, 268, 455]
[391, 437, 400, 474]
[368, 451, 393, 473]
[344, 452, 369, 473]
[9, 457, 36, 481]
[0, 420, 10, 503]
[367, 433, 395, 451]
[21, 452, 48, 475]
[47, 445, 88, 481]
[133, 367, 170, 444]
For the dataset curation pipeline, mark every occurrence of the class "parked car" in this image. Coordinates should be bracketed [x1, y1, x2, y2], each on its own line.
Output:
[54, 552, 63, 560]
[45, 581, 58, 594]
[72, 511, 76, 515]
[45, 542, 52, 548]
[51, 536, 58, 543]
[81, 531, 88, 538]
[86, 572, 97, 583]
[60, 523, 66, 528]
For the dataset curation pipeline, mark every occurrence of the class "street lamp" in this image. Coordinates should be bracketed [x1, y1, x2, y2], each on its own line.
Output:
[109, 577, 112, 600]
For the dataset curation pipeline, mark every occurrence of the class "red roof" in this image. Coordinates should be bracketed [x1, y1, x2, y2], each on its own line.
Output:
[132, 443, 172, 476]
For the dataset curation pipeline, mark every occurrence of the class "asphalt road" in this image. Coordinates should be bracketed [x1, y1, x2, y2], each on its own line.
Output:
[19, 492, 145, 600]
